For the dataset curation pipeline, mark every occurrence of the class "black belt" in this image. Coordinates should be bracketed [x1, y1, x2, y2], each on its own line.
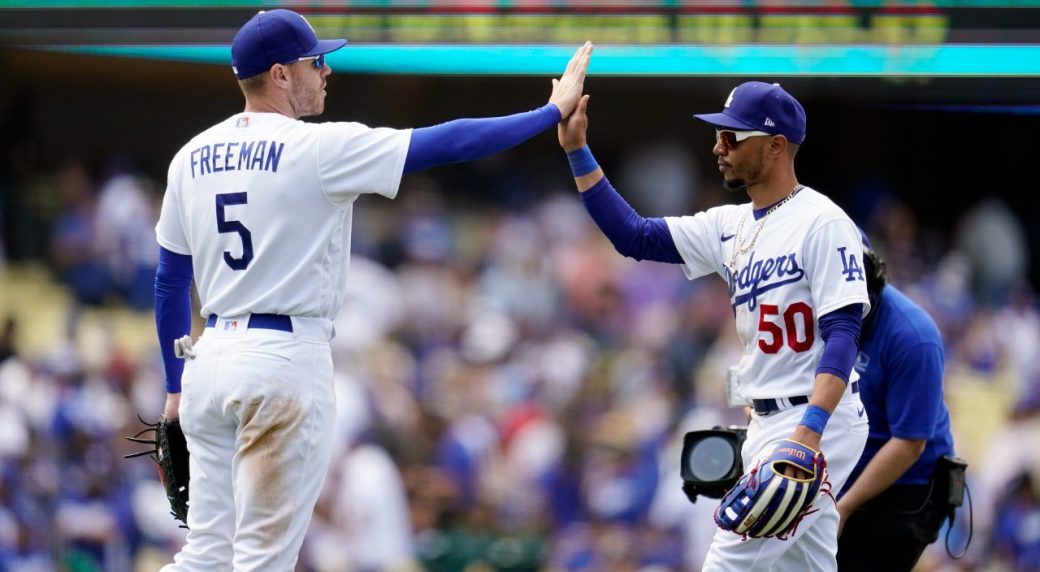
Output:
[752, 380, 860, 416]
[205, 314, 293, 332]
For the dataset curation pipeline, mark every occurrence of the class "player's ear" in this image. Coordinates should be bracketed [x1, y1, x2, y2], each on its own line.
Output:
[768, 135, 788, 158]
[269, 64, 291, 89]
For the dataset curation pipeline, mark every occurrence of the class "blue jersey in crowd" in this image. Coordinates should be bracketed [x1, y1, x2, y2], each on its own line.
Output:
[846, 285, 955, 487]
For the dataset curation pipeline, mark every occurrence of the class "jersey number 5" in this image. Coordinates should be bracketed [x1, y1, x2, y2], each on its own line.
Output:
[216, 192, 253, 271]
[757, 302, 814, 354]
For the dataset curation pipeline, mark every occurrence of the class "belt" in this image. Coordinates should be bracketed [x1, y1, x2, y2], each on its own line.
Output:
[205, 314, 293, 333]
[752, 380, 859, 416]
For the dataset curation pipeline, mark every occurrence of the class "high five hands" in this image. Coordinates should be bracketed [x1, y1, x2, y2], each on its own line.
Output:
[549, 41, 594, 120]
[558, 94, 590, 152]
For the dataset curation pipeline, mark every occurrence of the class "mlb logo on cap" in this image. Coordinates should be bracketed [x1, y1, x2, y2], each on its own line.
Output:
[694, 81, 807, 144]
[231, 9, 347, 80]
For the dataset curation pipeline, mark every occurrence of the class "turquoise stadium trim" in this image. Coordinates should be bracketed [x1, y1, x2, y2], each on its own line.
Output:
[49, 44, 1040, 76]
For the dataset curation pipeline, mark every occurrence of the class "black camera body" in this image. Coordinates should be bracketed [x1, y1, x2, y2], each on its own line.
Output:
[680, 425, 748, 502]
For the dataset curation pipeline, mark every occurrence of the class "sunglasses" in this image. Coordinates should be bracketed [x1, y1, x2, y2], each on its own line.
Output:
[715, 128, 772, 150]
[293, 53, 326, 70]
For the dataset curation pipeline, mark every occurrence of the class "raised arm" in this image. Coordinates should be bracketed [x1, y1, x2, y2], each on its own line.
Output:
[557, 95, 683, 264]
[403, 42, 592, 174]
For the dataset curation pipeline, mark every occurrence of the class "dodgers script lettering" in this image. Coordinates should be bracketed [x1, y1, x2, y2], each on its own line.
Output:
[727, 250, 806, 311]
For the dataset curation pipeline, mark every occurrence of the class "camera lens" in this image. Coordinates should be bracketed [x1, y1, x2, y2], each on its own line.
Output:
[687, 435, 736, 481]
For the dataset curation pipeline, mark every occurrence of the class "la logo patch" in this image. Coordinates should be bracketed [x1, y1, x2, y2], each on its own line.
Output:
[724, 88, 737, 108]
[837, 246, 865, 282]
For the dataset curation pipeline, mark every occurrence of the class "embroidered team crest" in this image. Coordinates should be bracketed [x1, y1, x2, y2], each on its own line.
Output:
[724, 88, 737, 108]
[837, 247, 865, 282]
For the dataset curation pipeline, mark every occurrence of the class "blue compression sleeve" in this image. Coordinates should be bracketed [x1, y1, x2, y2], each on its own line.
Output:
[580, 176, 683, 264]
[816, 304, 862, 382]
[403, 104, 562, 175]
[154, 247, 194, 393]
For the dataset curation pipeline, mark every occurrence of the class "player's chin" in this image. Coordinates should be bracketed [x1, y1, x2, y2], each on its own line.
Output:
[722, 177, 747, 193]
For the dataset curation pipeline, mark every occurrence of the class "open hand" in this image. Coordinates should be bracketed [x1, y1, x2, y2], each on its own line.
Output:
[548, 41, 593, 119]
[558, 94, 590, 151]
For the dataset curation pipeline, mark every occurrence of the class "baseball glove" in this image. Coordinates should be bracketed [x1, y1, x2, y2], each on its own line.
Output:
[125, 415, 190, 527]
[714, 439, 830, 540]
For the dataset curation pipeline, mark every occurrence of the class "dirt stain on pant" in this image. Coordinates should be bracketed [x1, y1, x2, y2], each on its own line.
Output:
[234, 395, 306, 550]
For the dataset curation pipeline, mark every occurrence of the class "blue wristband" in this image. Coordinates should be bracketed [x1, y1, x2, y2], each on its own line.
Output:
[566, 145, 599, 177]
[799, 405, 830, 434]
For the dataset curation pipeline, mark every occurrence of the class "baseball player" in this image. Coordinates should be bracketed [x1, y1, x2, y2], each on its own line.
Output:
[153, 9, 591, 571]
[557, 82, 870, 570]
[836, 238, 959, 571]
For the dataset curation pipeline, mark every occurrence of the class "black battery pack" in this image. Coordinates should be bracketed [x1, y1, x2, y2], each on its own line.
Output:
[938, 455, 968, 508]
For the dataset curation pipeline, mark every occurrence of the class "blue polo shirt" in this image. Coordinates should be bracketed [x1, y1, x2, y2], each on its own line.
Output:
[845, 285, 955, 487]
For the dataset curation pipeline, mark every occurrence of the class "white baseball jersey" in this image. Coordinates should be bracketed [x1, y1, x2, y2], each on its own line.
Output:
[665, 187, 869, 401]
[156, 112, 411, 320]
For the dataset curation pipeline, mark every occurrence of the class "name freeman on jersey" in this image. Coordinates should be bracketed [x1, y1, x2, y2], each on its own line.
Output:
[189, 140, 286, 178]
[726, 250, 805, 311]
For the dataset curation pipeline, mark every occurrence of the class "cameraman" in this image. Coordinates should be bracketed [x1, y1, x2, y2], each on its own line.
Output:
[836, 238, 958, 571]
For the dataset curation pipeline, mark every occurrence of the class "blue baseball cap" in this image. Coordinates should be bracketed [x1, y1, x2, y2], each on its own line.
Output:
[231, 9, 347, 80]
[694, 81, 807, 144]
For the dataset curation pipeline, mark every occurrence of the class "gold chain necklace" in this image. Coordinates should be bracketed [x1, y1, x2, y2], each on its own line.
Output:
[727, 185, 804, 274]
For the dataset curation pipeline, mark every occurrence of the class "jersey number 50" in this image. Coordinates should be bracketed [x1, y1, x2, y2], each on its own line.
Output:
[216, 192, 253, 271]
[757, 302, 814, 354]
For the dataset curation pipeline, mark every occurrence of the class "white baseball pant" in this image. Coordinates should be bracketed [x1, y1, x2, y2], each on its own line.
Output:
[701, 389, 869, 572]
[162, 315, 335, 572]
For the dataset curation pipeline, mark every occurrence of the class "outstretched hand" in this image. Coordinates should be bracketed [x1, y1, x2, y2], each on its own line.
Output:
[549, 41, 593, 119]
[558, 94, 590, 151]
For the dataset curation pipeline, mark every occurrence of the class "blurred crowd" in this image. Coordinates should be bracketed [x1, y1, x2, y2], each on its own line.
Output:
[0, 143, 1038, 572]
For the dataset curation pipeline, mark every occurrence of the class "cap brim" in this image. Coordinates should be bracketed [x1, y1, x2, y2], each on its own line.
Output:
[693, 111, 759, 131]
[303, 38, 348, 57]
